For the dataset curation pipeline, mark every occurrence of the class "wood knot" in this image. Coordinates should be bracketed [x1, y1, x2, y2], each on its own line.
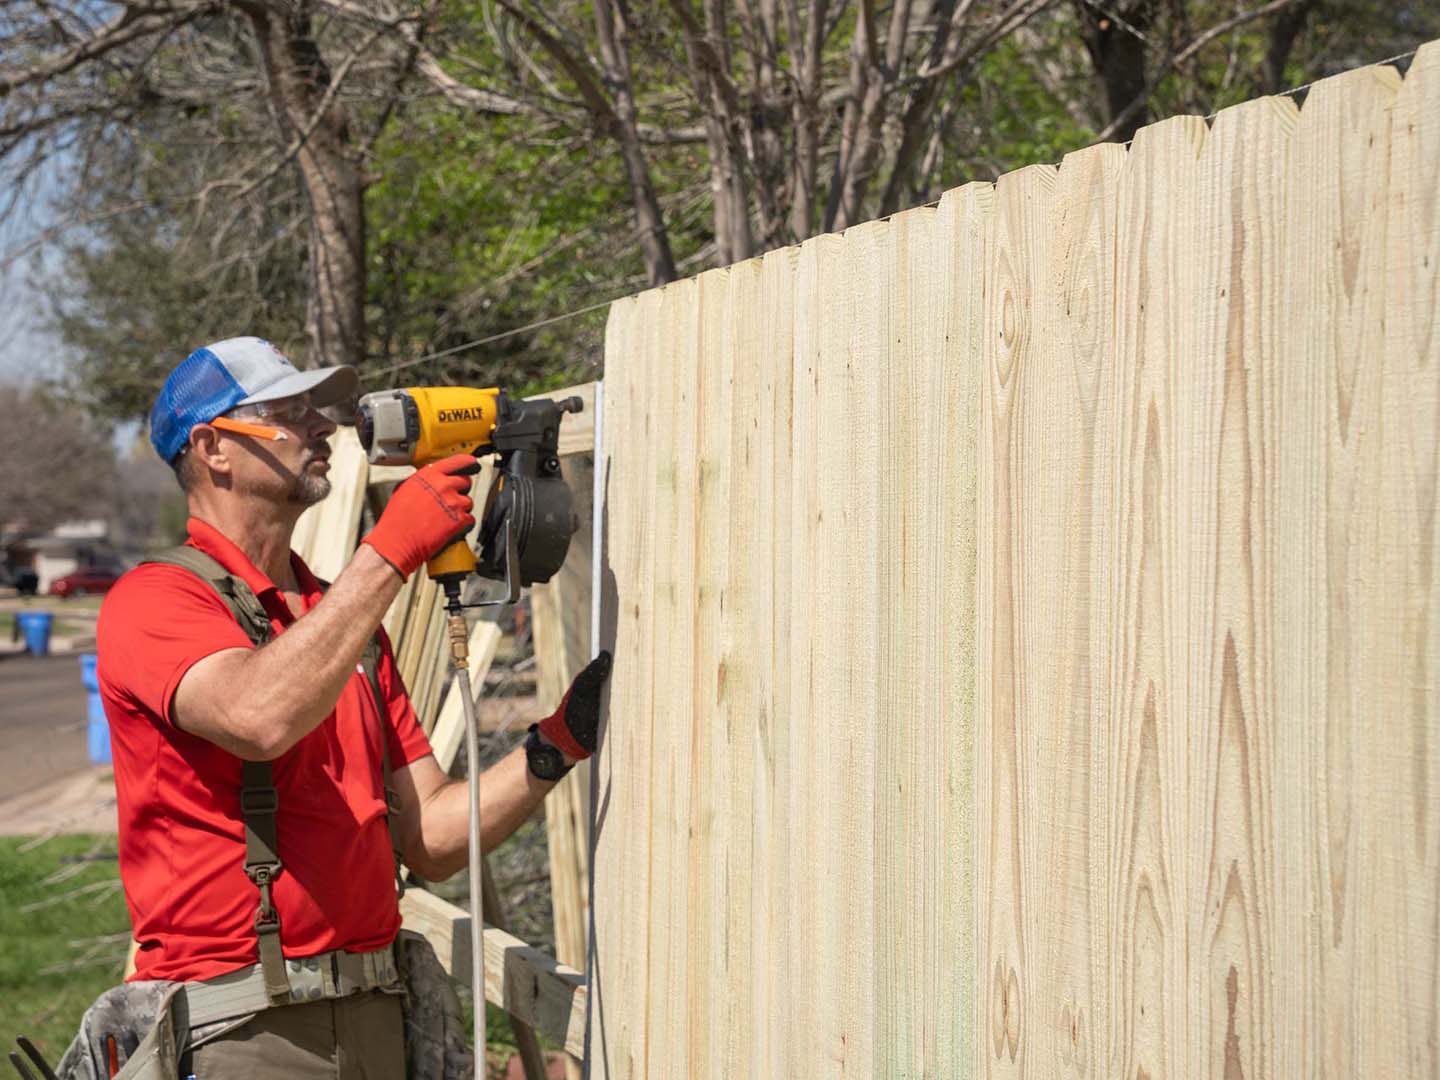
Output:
[991, 959, 1022, 1061]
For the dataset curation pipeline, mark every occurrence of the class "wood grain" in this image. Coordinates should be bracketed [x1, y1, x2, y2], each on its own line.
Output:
[530, 449, 596, 1080]
[1272, 62, 1402, 1079]
[786, 232, 846, 1076]
[875, 205, 937, 1077]
[936, 181, 990, 1076]
[591, 286, 664, 1079]
[979, 162, 1056, 1080]
[750, 244, 796, 1078]
[1373, 40, 1440, 1077]
[586, 50, 1440, 1080]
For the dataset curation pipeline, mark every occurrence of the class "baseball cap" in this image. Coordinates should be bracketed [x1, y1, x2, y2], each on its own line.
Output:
[148, 337, 359, 462]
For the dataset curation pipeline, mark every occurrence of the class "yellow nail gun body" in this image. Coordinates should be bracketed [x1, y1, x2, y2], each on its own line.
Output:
[356, 386, 583, 600]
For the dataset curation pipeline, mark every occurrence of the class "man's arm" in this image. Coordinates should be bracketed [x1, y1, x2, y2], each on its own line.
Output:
[173, 454, 479, 760]
[391, 748, 560, 881]
[391, 651, 612, 880]
[172, 545, 404, 759]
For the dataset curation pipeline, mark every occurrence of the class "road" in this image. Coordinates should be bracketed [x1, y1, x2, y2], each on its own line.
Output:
[0, 652, 91, 801]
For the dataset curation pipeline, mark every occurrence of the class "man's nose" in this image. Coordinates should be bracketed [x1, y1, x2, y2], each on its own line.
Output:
[308, 408, 338, 439]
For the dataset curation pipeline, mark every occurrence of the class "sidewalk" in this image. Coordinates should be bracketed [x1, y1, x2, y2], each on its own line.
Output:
[0, 633, 97, 658]
[0, 766, 117, 836]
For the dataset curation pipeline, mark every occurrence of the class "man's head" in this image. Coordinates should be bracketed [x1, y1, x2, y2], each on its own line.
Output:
[150, 337, 359, 507]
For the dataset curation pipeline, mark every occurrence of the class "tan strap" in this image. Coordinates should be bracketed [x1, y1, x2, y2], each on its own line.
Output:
[142, 548, 292, 1003]
[181, 943, 402, 1028]
[360, 636, 407, 899]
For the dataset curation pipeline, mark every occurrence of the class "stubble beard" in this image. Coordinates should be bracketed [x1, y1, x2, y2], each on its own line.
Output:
[288, 445, 332, 505]
[289, 473, 332, 505]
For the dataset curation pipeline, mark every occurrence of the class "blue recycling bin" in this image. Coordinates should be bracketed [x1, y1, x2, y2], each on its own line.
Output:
[79, 653, 110, 765]
[15, 611, 53, 657]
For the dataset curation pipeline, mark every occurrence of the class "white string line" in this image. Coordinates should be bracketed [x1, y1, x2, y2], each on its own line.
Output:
[364, 44, 1420, 383]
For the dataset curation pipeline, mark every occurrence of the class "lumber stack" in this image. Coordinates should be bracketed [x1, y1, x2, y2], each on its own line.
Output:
[590, 45, 1440, 1078]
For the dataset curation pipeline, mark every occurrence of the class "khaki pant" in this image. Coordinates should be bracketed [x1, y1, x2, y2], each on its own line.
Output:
[189, 990, 406, 1079]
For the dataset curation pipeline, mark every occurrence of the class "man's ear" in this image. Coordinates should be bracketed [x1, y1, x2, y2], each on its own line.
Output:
[189, 424, 232, 477]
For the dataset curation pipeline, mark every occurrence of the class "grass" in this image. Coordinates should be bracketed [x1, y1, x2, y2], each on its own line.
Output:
[0, 834, 130, 1066]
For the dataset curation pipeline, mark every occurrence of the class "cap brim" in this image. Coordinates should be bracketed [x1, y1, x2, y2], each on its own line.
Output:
[236, 365, 359, 409]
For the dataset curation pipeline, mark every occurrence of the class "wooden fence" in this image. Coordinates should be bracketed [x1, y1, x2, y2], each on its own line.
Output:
[589, 44, 1440, 1079]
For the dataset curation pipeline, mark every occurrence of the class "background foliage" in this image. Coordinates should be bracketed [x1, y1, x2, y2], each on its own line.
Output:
[2, 0, 1437, 419]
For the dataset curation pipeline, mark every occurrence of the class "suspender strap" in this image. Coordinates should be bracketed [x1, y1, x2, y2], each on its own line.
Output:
[142, 548, 291, 1002]
[143, 546, 276, 647]
[239, 759, 288, 1001]
[359, 637, 406, 900]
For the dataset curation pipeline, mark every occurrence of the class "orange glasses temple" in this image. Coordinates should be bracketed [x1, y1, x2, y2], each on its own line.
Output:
[209, 416, 289, 441]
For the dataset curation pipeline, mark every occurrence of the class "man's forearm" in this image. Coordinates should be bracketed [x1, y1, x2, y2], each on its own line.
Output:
[412, 746, 557, 881]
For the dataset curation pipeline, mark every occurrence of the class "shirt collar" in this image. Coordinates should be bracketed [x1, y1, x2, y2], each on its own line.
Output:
[184, 517, 323, 610]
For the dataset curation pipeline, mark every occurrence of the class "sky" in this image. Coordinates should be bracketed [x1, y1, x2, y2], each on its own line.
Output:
[0, 156, 67, 387]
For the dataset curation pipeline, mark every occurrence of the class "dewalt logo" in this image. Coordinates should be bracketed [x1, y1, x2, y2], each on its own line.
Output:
[439, 408, 487, 423]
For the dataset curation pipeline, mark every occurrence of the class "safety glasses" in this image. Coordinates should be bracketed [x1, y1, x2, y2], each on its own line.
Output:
[208, 392, 358, 444]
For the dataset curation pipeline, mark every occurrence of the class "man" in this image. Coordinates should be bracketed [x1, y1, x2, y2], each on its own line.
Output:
[92, 337, 608, 1078]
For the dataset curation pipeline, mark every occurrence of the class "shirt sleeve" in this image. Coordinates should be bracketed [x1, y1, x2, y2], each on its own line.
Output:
[373, 626, 435, 768]
[96, 565, 257, 727]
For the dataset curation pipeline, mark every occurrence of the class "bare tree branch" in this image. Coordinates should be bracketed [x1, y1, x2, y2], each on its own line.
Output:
[1095, 0, 1308, 142]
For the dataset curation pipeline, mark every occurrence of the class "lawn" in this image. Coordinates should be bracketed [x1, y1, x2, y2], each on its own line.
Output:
[0, 834, 130, 1067]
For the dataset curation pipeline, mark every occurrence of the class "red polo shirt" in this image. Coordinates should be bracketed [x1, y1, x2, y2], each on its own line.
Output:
[97, 518, 433, 983]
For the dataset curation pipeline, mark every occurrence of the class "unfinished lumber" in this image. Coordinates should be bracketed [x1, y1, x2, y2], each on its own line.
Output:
[1182, 92, 1296, 1080]
[932, 181, 988, 1071]
[588, 51, 1440, 1080]
[747, 245, 796, 1080]
[590, 285, 667, 1079]
[778, 232, 842, 1078]
[1269, 62, 1401, 1078]
[481, 861, 548, 1080]
[529, 449, 595, 1071]
[645, 272, 705, 1077]
[399, 887, 586, 1060]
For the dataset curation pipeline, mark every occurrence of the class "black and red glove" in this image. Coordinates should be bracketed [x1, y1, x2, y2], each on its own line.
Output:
[362, 453, 480, 578]
[538, 651, 613, 761]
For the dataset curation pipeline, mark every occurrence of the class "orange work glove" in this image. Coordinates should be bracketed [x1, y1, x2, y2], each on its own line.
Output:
[362, 453, 480, 578]
[538, 651, 613, 761]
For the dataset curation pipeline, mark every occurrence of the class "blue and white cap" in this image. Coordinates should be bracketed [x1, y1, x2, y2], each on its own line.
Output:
[148, 337, 359, 462]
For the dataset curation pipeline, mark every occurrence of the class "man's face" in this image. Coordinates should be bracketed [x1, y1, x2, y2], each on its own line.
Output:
[219, 393, 338, 506]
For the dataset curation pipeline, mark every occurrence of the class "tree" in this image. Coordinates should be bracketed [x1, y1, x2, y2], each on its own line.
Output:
[1067, 0, 1440, 143]
[11, 0, 1438, 427]
[0, 1, 502, 370]
[455, 0, 1059, 275]
[0, 384, 119, 531]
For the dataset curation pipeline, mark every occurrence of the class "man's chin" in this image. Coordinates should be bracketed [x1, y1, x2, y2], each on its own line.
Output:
[290, 477, 332, 506]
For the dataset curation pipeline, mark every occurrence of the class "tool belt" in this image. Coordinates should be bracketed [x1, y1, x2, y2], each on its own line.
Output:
[181, 942, 402, 1029]
[53, 931, 470, 1079]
